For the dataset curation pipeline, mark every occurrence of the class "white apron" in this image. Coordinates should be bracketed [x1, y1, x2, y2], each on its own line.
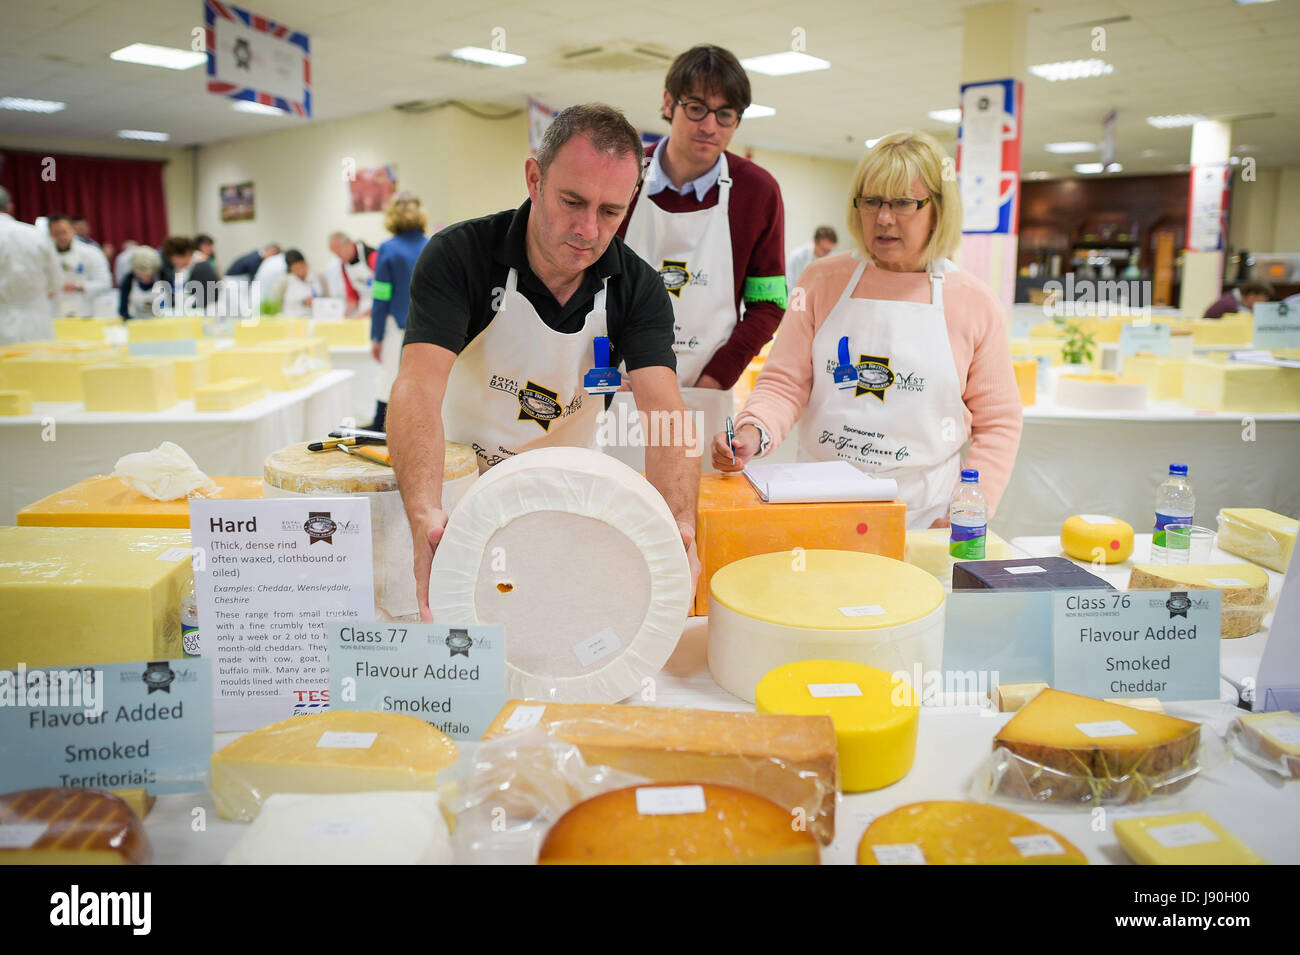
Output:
[622, 153, 737, 386]
[125, 277, 155, 319]
[797, 258, 967, 529]
[442, 266, 609, 471]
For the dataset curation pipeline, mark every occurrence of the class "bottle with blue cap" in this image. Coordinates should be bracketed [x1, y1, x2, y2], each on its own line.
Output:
[1152, 463, 1195, 564]
[949, 468, 988, 559]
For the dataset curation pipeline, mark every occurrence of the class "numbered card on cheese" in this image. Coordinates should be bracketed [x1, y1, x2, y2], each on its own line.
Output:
[1051, 590, 1221, 701]
[0, 660, 212, 795]
[190, 498, 375, 732]
[328, 623, 506, 740]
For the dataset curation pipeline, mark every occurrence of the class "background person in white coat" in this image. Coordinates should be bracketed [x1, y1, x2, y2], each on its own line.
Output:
[0, 187, 62, 344]
[48, 213, 111, 317]
[787, 225, 838, 289]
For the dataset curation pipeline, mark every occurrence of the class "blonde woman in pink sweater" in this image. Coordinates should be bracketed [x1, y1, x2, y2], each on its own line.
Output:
[712, 130, 1022, 528]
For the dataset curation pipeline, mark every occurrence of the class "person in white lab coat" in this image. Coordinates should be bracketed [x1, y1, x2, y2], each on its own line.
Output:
[275, 249, 323, 317]
[786, 225, 838, 289]
[48, 213, 111, 317]
[252, 250, 288, 307]
[0, 187, 62, 344]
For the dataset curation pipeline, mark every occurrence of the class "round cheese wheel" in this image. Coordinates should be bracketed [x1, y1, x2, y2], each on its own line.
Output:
[263, 441, 477, 618]
[756, 660, 918, 792]
[857, 801, 1087, 865]
[1061, 513, 1135, 563]
[427, 447, 690, 703]
[1056, 374, 1147, 411]
[539, 782, 820, 865]
[708, 551, 945, 703]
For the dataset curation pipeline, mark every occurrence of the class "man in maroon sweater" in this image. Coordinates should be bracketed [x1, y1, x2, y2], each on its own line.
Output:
[618, 44, 787, 392]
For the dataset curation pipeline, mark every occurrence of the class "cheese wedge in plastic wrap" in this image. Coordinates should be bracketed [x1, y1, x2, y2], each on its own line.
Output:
[1216, 507, 1296, 573]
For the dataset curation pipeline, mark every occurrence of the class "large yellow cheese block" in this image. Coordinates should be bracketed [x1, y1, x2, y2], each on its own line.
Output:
[992, 689, 1201, 803]
[210, 711, 459, 821]
[1127, 563, 1269, 638]
[1123, 354, 1184, 401]
[905, 527, 1011, 579]
[482, 699, 839, 844]
[310, 319, 370, 348]
[0, 789, 151, 865]
[0, 526, 192, 668]
[193, 377, 266, 411]
[1060, 514, 1134, 563]
[81, 360, 178, 412]
[708, 551, 945, 703]
[17, 474, 263, 528]
[539, 783, 820, 865]
[126, 316, 203, 341]
[1056, 372, 1147, 411]
[1173, 316, 1252, 346]
[1236, 711, 1300, 773]
[694, 474, 906, 616]
[1216, 507, 1296, 573]
[233, 317, 310, 345]
[755, 660, 918, 792]
[53, 317, 122, 342]
[208, 344, 319, 390]
[172, 355, 208, 399]
[1114, 812, 1266, 865]
[262, 336, 329, 365]
[857, 801, 1087, 865]
[0, 390, 32, 415]
[1182, 355, 1300, 413]
[0, 353, 120, 402]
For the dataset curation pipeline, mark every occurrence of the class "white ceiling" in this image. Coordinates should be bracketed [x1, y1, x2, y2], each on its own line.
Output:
[1, 0, 1298, 176]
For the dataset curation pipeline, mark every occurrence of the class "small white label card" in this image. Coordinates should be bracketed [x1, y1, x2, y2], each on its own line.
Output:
[636, 785, 707, 816]
[807, 683, 864, 698]
[1148, 821, 1219, 849]
[503, 704, 546, 733]
[317, 731, 377, 749]
[840, 605, 887, 617]
[872, 843, 926, 865]
[1010, 834, 1064, 857]
[1074, 720, 1137, 738]
[573, 628, 622, 667]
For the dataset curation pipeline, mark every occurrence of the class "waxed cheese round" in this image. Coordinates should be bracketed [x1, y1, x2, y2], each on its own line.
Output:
[857, 801, 1087, 865]
[756, 660, 919, 792]
[708, 551, 945, 703]
[1060, 513, 1135, 563]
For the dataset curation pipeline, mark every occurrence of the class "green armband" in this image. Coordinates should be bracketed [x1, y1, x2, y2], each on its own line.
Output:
[743, 275, 788, 308]
[372, 280, 393, 301]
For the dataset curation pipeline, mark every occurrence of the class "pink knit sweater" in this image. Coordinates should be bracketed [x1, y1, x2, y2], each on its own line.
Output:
[734, 252, 1023, 516]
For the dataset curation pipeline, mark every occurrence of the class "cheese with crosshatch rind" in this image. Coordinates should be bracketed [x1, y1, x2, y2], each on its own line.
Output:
[1127, 563, 1269, 638]
[1114, 812, 1266, 865]
[0, 526, 192, 669]
[708, 550, 945, 704]
[1060, 514, 1134, 563]
[538, 782, 820, 865]
[693, 473, 905, 616]
[992, 689, 1201, 804]
[81, 360, 178, 412]
[1216, 507, 1296, 573]
[0, 788, 151, 865]
[755, 660, 917, 793]
[210, 711, 459, 821]
[193, 377, 265, 411]
[483, 699, 839, 844]
[17, 474, 262, 528]
[0, 389, 32, 415]
[1182, 355, 1300, 413]
[857, 801, 1087, 865]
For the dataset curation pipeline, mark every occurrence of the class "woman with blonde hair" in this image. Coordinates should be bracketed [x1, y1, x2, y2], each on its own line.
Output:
[713, 130, 1022, 527]
[368, 191, 431, 431]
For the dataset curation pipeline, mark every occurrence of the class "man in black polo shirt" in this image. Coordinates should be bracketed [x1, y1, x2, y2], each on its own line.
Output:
[389, 103, 700, 620]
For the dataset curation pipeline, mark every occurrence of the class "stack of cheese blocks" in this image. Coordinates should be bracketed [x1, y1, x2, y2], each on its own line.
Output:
[1181, 353, 1300, 413]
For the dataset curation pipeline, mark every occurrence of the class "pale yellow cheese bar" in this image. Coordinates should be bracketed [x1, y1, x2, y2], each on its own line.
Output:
[0, 389, 32, 415]
[1114, 812, 1265, 865]
[0, 354, 121, 402]
[193, 377, 265, 411]
[208, 344, 319, 390]
[171, 355, 208, 399]
[310, 319, 369, 347]
[1237, 711, 1300, 769]
[261, 336, 329, 366]
[1123, 354, 1185, 401]
[126, 316, 203, 341]
[81, 361, 178, 412]
[54, 317, 122, 342]
[1182, 356, 1300, 413]
[233, 317, 309, 344]
[1216, 507, 1296, 573]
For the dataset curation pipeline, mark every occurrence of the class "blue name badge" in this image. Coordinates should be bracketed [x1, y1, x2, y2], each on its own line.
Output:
[832, 336, 857, 389]
[583, 336, 621, 394]
[0, 660, 213, 795]
[329, 623, 506, 740]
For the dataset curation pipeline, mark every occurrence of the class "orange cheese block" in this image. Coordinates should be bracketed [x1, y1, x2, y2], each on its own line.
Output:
[0, 789, 151, 864]
[857, 801, 1087, 865]
[993, 689, 1201, 803]
[17, 474, 263, 528]
[693, 473, 906, 615]
[483, 700, 839, 844]
[539, 783, 820, 865]
[1012, 359, 1038, 406]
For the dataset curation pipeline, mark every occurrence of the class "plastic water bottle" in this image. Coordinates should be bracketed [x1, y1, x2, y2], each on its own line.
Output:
[949, 469, 988, 559]
[1152, 464, 1195, 563]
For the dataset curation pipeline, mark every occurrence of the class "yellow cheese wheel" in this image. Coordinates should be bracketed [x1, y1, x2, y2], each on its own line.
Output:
[857, 801, 1087, 865]
[1114, 812, 1266, 865]
[1060, 514, 1134, 563]
[539, 783, 820, 865]
[755, 660, 918, 792]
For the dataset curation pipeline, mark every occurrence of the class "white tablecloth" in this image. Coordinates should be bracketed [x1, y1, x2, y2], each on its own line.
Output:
[328, 346, 381, 425]
[0, 369, 354, 523]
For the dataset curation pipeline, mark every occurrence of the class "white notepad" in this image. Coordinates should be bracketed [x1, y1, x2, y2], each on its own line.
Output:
[743, 460, 900, 504]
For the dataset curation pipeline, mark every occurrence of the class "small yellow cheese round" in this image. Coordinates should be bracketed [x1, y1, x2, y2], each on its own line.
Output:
[1061, 513, 1134, 563]
[755, 660, 919, 792]
[858, 801, 1088, 865]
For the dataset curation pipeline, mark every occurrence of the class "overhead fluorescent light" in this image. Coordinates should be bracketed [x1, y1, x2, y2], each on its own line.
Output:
[448, 46, 526, 67]
[1074, 162, 1105, 174]
[1045, 141, 1097, 154]
[0, 97, 66, 113]
[233, 100, 286, 115]
[110, 43, 206, 70]
[740, 51, 830, 76]
[1147, 114, 1208, 129]
[742, 104, 775, 118]
[865, 138, 881, 148]
[1029, 59, 1115, 82]
[118, 129, 170, 142]
[1027, 171, 1051, 179]
[928, 108, 961, 124]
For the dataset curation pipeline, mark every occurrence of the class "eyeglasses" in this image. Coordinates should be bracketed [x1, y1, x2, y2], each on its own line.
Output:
[854, 196, 933, 215]
[675, 98, 740, 128]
